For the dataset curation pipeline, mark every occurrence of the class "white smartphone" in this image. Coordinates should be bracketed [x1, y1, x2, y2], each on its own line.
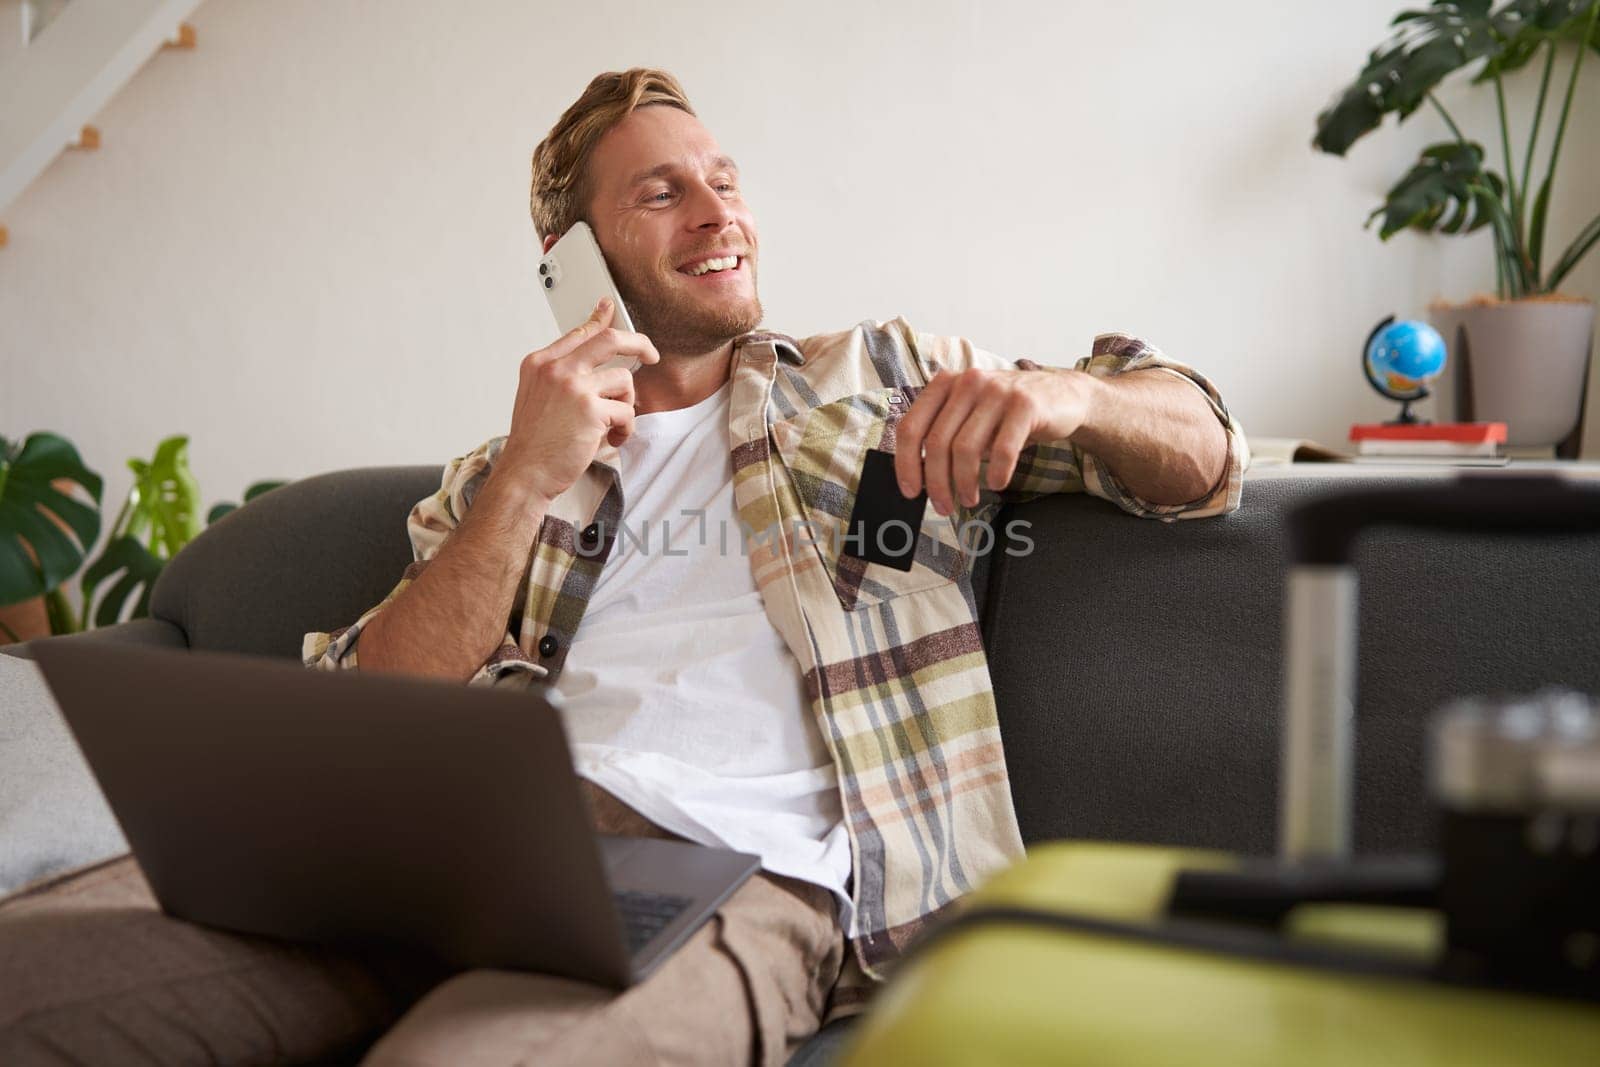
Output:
[538, 221, 641, 373]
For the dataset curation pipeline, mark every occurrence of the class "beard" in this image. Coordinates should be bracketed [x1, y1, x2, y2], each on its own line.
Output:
[610, 254, 763, 356]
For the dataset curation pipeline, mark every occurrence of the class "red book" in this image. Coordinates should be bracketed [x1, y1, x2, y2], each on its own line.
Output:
[1348, 422, 1507, 443]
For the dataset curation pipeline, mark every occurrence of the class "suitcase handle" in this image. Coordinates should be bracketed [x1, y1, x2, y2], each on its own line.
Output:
[1280, 475, 1600, 861]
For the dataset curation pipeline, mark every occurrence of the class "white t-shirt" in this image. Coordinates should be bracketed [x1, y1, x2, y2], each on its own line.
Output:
[552, 380, 854, 925]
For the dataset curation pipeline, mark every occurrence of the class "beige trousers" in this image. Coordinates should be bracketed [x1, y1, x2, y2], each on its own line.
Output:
[0, 785, 847, 1066]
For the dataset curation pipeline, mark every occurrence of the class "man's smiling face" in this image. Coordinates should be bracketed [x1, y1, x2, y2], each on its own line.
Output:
[583, 105, 762, 355]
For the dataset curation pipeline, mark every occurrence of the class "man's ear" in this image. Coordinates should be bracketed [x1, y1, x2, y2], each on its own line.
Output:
[541, 233, 559, 254]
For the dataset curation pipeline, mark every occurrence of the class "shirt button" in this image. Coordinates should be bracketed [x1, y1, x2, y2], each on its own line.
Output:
[580, 522, 600, 546]
[538, 634, 558, 658]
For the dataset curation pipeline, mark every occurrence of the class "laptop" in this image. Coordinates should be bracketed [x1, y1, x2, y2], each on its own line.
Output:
[31, 640, 760, 989]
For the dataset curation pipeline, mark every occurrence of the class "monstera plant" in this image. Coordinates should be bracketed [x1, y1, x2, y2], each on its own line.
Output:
[79, 434, 204, 629]
[0, 432, 285, 641]
[0, 432, 104, 641]
[1316, 0, 1599, 296]
[80, 436, 285, 628]
[1315, 0, 1600, 451]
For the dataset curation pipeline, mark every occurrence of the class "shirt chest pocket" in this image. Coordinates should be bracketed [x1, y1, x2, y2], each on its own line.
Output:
[769, 388, 969, 611]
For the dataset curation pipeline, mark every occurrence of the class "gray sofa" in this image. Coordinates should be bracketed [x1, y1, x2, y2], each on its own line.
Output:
[5, 465, 1599, 1063]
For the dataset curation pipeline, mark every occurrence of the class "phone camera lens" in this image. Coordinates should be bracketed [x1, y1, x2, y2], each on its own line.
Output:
[538, 263, 548, 275]
[544, 277, 553, 289]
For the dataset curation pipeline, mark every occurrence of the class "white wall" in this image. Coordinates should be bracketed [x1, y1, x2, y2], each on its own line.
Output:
[3, 0, 1599, 527]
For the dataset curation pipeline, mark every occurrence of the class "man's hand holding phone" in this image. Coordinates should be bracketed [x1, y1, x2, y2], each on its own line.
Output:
[490, 298, 659, 511]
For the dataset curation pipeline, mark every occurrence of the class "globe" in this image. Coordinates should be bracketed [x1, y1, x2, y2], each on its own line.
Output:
[1363, 318, 1447, 402]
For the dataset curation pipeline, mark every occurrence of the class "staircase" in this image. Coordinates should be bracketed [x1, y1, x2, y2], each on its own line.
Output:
[0, 0, 203, 248]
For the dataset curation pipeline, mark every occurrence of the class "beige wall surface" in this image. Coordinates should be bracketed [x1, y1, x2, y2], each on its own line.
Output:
[3, 0, 1598, 527]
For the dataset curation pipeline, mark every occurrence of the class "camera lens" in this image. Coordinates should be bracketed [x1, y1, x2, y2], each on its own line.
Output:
[538, 263, 548, 275]
[544, 277, 553, 289]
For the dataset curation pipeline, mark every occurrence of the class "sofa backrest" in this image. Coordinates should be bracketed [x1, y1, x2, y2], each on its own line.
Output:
[153, 466, 1600, 860]
[151, 467, 443, 660]
[981, 475, 1600, 857]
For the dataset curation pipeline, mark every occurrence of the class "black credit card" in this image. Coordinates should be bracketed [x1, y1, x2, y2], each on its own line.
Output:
[842, 448, 927, 572]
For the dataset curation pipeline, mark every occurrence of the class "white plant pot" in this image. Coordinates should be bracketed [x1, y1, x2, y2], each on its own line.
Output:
[1429, 299, 1596, 453]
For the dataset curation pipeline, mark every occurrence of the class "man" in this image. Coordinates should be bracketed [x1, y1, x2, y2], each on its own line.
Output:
[0, 68, 1244, 1065]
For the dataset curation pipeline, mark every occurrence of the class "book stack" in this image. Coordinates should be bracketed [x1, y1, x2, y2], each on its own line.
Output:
[1348, 422, 1508, 462]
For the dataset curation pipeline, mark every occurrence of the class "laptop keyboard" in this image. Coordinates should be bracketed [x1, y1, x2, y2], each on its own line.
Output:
[614, 889, 693, 954]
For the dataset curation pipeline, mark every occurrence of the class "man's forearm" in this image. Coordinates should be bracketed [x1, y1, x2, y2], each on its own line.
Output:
[1072, 369, 1229, 505]
[357, 476, 548, 682]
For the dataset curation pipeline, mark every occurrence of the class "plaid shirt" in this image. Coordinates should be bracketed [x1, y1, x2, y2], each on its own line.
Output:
[304, 317, 1246, 990]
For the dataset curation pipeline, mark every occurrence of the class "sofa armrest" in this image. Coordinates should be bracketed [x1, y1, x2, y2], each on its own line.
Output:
[2, 618, 189, 661]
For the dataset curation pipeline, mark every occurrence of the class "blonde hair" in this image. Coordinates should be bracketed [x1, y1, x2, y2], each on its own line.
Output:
[529, 68, 696, 241]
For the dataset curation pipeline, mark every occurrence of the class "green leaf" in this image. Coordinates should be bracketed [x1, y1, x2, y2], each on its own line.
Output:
[1368, 141, 1506, 239]
[205, 479, 287, 526]
[1546, 208, 1600, 290]
[1528, 172, 1553, 277]
[1315, 2, 1499, 155]
[1473, 0, 1589, 80]
[1, 501, 82, 595]
[1439, 192, 1472, 233]
[1314, 1, 1600, 156]
[80, 535, 164, 628]
[0, 432, 102, 608]
[242, 480, 286, 503]
[45, 587, 77, 636]
[1314, 44, 1410, 156]
[113, 435, 202, 560]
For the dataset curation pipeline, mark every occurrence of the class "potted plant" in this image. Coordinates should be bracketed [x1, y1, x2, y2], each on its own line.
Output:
[1315, 0, 1600, 453]
[78, 435, 285, 628]
[0, 431, 285, 642]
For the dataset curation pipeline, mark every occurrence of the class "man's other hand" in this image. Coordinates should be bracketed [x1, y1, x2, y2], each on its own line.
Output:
[495, 298, 661, 508]
[894, 367, 1095, 515]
